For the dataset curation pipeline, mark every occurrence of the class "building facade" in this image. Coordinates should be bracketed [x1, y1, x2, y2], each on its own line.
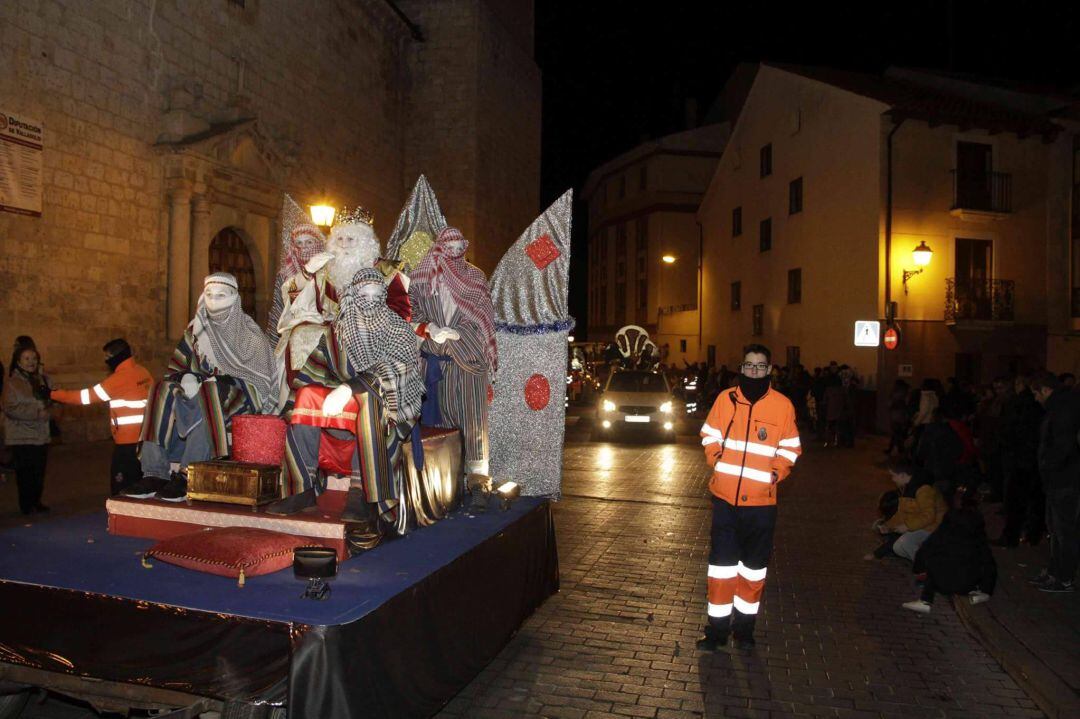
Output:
[697, 64, 1079, 409]
[582, 124, 729, 365]
[0, 0, 540, 441]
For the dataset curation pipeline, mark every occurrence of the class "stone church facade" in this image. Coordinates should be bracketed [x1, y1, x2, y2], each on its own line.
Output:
[0, 0, 540, 441]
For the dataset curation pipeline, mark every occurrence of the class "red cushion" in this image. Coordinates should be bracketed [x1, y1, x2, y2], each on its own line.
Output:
[145, 527, 316, 585]
[231, 414, 287, 466]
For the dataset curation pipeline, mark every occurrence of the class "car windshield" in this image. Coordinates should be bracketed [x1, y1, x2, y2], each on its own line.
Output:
[607, 372, 668, 393]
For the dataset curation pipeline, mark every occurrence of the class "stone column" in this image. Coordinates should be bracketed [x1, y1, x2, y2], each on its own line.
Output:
[190, 195, 212, 312]
[167, 188, 192, 338]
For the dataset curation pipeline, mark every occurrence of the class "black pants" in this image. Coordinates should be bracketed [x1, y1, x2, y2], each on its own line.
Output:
[11, 444, 48, 514]
[1047, 488, 1079, 583]
[707, 496, 777, 639]
[110, 443, 143, 496]
[1001, 462, 1043, 543]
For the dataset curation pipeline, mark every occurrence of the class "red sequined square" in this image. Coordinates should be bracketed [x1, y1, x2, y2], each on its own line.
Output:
[526, 234, 560, 270]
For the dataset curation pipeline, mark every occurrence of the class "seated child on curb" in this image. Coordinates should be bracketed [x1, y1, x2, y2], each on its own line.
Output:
[865, 458, 946, 562]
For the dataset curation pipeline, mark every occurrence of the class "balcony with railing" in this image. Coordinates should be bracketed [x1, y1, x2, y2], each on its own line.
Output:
[945, 278, 1015, 324]
[950, 170, 1012, 218]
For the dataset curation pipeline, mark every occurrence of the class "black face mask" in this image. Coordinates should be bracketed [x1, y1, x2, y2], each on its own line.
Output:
[739, 374, 771, 403]
[105, 347, 132, 371]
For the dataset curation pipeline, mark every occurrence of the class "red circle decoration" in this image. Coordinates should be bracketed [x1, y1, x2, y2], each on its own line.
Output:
[524, 374, 550, 411]
[883, 327, 900, 350]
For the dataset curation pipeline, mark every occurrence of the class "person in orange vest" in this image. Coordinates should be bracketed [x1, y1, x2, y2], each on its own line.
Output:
[50, 339, 153, 495]
[696, 344, 801, 651]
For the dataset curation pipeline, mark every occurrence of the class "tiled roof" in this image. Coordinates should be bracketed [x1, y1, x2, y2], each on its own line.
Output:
[766, 63, 1063, 139]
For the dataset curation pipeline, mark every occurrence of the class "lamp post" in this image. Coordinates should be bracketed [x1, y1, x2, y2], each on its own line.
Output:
[902, 241, 933, 295]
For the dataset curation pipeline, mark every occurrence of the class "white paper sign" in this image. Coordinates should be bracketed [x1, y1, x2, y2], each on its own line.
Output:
[0, 110, 44, 217]
[854, 320, 881, 347]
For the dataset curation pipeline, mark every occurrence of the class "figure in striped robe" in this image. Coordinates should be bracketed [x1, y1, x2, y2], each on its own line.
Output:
[138, 274, 276, 489]
[409, 227, 497, 476]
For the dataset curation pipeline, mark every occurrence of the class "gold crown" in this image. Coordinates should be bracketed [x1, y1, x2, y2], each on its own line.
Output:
[336, 205, 374, 227]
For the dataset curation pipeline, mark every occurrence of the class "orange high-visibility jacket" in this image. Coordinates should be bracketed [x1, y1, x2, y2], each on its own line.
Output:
[700, 386, 801, 507]
[51, 358, 154, 445]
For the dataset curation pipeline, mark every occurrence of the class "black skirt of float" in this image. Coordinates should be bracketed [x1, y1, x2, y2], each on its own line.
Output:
[0, 498, 558, 717]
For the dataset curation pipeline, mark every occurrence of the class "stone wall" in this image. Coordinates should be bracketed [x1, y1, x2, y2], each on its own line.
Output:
[0, 0, 540, 442]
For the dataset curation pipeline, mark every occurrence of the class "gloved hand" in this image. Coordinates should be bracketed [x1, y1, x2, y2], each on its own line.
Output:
[322, 384, 353, 417]
[427, 324, 460, 344]
[180, 373, 201, 399]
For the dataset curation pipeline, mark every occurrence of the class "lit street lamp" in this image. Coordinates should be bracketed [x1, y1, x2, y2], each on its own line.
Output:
[309, 204, 336, 228]
[902, 241, 933, 294]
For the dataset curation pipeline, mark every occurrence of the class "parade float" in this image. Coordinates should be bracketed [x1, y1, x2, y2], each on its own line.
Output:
[0, 180, 569, 719]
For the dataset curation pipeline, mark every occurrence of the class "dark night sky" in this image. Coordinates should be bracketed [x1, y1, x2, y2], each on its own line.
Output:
[533, 1, 1080, 338]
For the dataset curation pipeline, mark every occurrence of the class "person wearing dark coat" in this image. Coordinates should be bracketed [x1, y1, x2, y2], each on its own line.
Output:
[903, 487, 996, 613]
[995, 376, 1044, 546]
[1028, 372, 1080, 593]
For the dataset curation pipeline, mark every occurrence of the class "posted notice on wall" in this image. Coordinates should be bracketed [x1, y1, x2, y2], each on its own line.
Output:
[0, 110, 44, 217]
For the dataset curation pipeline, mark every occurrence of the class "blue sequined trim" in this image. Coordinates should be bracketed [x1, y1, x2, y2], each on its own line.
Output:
[495, 317, 576, 335]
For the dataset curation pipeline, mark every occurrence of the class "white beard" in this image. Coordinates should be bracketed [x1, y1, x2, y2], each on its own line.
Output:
[328, 248, 376, 291]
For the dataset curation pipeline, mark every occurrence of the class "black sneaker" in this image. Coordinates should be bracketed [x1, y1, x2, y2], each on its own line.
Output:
[122, 476, 169, 499]
[1037, 580, 1075, 594]
[155, 473, 188, 503]
[731, 635, 756, 650]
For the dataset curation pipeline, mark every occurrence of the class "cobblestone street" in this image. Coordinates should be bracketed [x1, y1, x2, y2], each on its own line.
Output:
[437, 425, 1043, 719]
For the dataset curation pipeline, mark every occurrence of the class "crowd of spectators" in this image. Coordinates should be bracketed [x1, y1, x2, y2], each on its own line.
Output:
[867, 369, 1080, 611]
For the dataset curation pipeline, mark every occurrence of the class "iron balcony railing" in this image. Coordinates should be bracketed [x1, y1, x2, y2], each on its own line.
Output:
[945, 278, 1015, 323]
[951, 170, 1011, 213]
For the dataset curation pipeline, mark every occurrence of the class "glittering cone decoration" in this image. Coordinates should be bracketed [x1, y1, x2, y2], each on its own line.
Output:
[488, 189, 574, 499]
[387, 175, 448, 273]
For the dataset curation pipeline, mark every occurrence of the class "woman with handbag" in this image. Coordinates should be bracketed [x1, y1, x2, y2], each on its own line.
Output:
[4, 345, 52, 514]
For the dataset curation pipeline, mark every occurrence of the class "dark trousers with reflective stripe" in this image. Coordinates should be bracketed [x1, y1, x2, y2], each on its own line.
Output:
[707, 496, 777, 638]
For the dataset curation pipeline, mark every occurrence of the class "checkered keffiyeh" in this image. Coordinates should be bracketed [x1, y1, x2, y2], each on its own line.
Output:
[336, 268, 423, 424]
[409, 227, 497, 373]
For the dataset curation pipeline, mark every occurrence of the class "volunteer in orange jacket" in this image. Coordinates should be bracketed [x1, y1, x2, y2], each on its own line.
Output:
[696, 344, 801, 650]
[51, 339, 153, 495]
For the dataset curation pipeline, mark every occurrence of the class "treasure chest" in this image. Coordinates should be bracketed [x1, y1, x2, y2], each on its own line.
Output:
[187, 460, 282, 509]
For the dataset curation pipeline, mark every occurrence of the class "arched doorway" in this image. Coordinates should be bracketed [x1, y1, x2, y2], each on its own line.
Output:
[209, 227, 257, 317]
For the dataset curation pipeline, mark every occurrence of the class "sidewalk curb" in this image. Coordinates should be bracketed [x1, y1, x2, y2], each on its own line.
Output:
[955, 595, 1080, 719]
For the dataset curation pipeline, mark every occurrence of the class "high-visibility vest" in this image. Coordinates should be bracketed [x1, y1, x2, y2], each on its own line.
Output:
[700, 386, 801, 507]
[51, 358, 154, 444]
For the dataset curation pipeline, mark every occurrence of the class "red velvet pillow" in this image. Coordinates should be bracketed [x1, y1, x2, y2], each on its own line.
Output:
[144, 527, 315, 586]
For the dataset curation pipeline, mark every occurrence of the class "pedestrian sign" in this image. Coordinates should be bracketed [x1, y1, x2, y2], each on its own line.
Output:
[853, 320, 880, 347]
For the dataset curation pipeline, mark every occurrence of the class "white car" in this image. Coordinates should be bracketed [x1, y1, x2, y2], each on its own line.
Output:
[596, 369, 678, 440]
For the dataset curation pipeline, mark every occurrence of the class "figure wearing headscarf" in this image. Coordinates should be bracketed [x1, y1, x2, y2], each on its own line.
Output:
[132, 273, 277, 501]
[410, 227, 497, 475]
[266, 221, 325, 347]
[271, 270, 422, 534]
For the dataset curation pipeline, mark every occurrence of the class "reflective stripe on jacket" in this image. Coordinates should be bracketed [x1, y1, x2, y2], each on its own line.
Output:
[51, 358, 154, 444]
[700, 386, 801, 507]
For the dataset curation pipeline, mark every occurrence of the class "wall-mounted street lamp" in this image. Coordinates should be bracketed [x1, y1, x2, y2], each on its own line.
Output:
[902, 241, 933, 295]
[309, 204, 336, 228]
[661, 254, 676, 264]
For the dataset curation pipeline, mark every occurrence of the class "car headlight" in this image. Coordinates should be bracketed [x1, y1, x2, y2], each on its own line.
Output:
[659, 401, 672, 414]
[602, 400, 616, 412]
